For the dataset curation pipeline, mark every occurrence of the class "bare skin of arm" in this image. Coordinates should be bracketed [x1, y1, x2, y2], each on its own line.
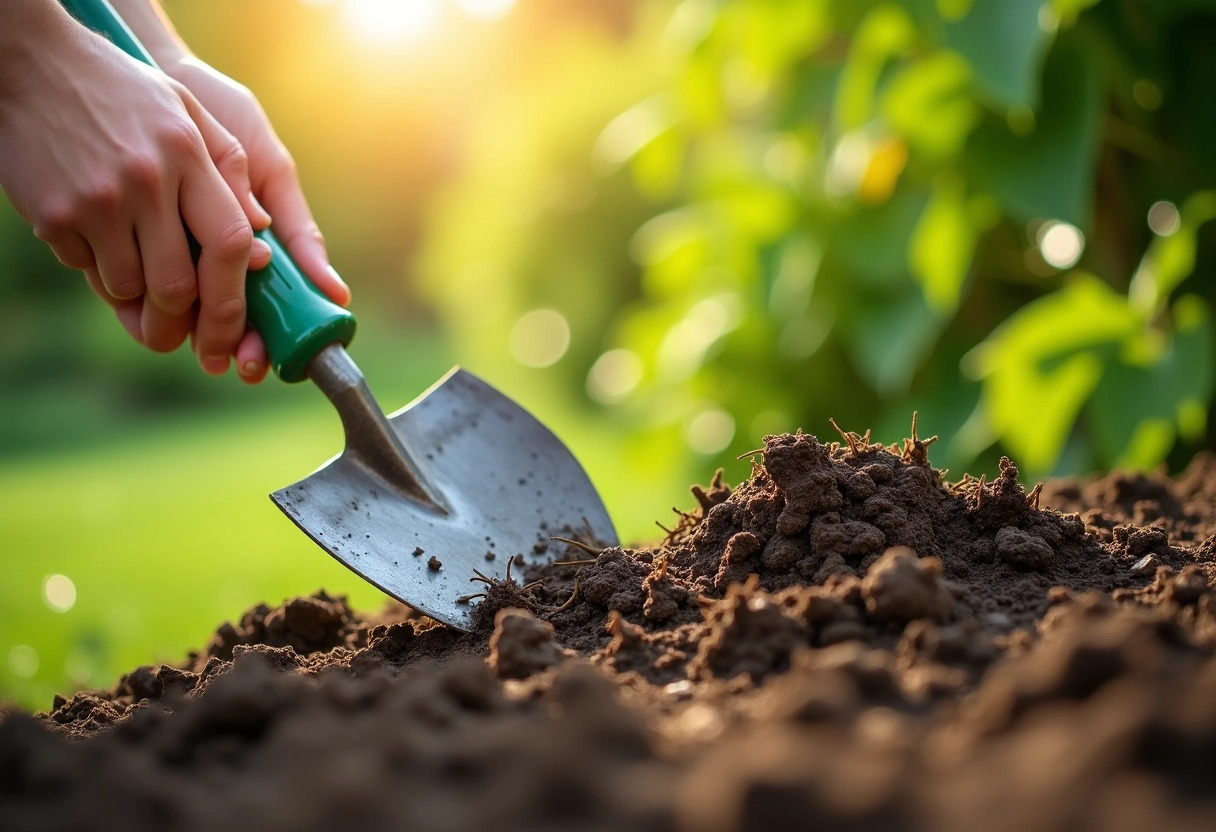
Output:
[0, 0, 347, 383]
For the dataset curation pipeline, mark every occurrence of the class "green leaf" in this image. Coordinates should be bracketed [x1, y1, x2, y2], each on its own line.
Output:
[1088, 296, 1214, 468]
[1051, 0, 1103, 25]
[847, 286, 943, 396]
[909, 173, 976, 316]
[832, 186, 931, 287]
[969, 274, 1141, 474]
[723, 0, 833, 77]
[966, 36, 1102, 230]
[1129, 191, 1216, 313]
[942, 0, 1052, 110]
[595, 94, 676, 169]
[935, 0, 975, 22]
[881, 50, 980, 159]
[630, 128, 685, 200]
[630, 206, 716, 298]
[835, 4, 917, 130]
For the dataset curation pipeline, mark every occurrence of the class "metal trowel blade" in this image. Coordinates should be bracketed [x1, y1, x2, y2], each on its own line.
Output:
[271, 368, 617, 631]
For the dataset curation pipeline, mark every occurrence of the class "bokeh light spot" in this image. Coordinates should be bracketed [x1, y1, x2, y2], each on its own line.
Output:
[749, 410, 788, 444]
[657, 294, 741, 379]
[1037, 5, 1058, 33]
[509, 309, 571, 368]
[1133, 79, 1163, 111]
[7, 645, 38, 679]
[764, 135, 806, 183]
[1037, 220, 1085, 269]
[685, 409, 735, 455]
[825, 131, 871, 197]
[1147, 200, 1181, 236]
[1006, 105, 1036, 136]
[595, 96, 671, 169]
[587, 349, 643, 404]
[43, 573, 76, 613]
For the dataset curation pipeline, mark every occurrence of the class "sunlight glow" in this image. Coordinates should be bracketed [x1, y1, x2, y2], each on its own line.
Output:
[342, 0, 441, 44]
[454, 0, 516, 22]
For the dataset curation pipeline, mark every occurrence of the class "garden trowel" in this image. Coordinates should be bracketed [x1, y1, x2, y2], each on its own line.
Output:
[62, 0, 618, 631]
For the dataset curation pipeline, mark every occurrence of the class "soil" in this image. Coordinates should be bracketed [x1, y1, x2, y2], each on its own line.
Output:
[3, 427, 1216, 831]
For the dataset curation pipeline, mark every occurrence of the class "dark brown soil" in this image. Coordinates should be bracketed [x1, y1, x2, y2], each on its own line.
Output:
[3, 430, 1216, 831]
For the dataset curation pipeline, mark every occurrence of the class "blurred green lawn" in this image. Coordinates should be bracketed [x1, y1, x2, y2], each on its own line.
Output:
[1, 399, 387, 711]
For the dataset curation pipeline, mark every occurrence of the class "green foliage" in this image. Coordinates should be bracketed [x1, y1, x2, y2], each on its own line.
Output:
[422, 0, 1216, 479]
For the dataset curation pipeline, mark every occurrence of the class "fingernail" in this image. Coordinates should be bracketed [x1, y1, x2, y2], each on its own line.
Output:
[251, 238, 272, 264]
[240, 360, 260, 377]
[115, 305, 144, 343]
[202, 356, 228, 375]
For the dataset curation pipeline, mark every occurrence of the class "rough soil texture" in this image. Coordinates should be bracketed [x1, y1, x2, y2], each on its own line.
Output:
[3, 429, 1216, 831]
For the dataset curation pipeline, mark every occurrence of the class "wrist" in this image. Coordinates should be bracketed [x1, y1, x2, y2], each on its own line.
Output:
[0, 1, 81, 108]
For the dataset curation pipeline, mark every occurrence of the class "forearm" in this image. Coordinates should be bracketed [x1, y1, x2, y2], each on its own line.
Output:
[105, 0, 189, 66]
[0, 0, 81, 106]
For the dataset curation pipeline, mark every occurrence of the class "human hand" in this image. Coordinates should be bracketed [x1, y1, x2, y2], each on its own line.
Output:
[164, 57, 351, 384]
[0, 5, 273, 376]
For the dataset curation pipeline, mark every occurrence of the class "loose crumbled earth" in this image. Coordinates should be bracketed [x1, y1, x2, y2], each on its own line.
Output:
[3, 429, 1215, 832]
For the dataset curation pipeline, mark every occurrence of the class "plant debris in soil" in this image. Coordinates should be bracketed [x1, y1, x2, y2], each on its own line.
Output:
[3, 424, 1216, 832]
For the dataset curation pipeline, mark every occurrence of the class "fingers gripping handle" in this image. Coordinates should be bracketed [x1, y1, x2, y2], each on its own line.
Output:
[59, 0, 355, 383]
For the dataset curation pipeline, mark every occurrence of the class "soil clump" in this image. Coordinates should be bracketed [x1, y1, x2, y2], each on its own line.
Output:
[3, 431, 1216, 831]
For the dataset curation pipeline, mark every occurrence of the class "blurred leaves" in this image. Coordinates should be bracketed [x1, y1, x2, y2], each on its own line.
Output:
[966, 274, 1142, 473]
[967, 37, 1103, 230]
[881, 51, 978, 159]
[941, 0, 1051, 110]
[422, 0, 1216, 482]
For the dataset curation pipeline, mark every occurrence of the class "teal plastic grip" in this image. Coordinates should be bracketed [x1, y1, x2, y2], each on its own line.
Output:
[59, 0, 355, 382]
[248, 230, 356, 382]
[59, 0, 153, 64]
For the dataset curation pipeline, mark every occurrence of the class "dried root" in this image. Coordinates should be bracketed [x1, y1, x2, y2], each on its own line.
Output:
[901, 411, 939, 466]
[456, 560, 542, 605]
[550, 536, 605, 558]
[540, 580, 580, 614]
[829, 418, 874, 456]
[1027, 482, 1043, 510]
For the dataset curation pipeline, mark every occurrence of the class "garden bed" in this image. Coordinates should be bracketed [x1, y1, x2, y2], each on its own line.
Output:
[3, 424, 1216, 831]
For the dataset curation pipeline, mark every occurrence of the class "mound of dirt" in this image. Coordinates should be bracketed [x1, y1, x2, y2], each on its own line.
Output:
[3, 431, 1215, 831]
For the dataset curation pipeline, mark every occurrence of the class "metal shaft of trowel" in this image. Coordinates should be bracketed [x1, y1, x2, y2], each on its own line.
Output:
[307, 345, 443, 509]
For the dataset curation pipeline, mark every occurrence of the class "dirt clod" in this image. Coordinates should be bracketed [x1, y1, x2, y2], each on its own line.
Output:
[994, 526, 1054, 569]
[861, 546, 953, 623]
[487, 607, 569, 679]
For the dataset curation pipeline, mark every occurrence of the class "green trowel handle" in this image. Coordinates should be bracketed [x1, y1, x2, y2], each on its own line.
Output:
[245, 229, 356, 383]
[59, 0, 355, 383]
